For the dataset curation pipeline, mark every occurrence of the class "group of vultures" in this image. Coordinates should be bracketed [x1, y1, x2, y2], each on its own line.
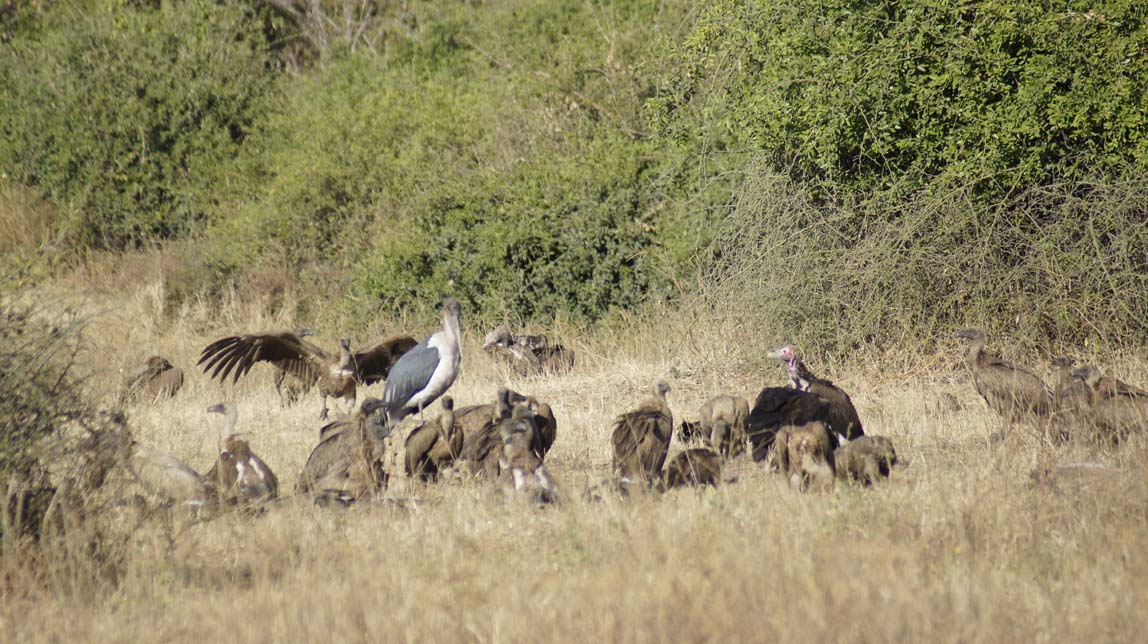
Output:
[106, 300, 1145, 517]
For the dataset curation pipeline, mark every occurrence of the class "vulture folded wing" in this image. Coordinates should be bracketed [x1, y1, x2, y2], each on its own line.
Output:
[354, 335, 419, 386]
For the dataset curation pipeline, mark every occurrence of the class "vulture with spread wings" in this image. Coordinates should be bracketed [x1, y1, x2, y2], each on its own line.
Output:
[198, 329, 417, 419]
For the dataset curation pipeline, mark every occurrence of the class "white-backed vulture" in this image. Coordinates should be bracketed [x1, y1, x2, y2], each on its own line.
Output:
[405, 397, 462, 480]
[1071, 365, 1148, 442]
[773, 421, 835, 491]
[120, 355, 184, 403]
[698, 394, 750, 460]
[455, 389, 555, 463]
[955, 329, 1052, 435]
[198, 329, 417, 420]
[462, 388, 520, 479]
[483, 325, 575, 376]
[382, 299, 462, 424]
[497, 406, 560, 504]
[663, 448, 721, 489]
[204, 404, 279, 504]
[833, 435, 900, 485]
[299, 398, 387, 500]
[610, 382, 673, 487]
[769, 345, 864, 441]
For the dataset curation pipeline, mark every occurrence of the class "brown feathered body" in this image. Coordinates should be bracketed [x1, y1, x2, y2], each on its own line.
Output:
[1072, 365, 1148, 442]
[663, 448, 721, 489]
[497, 406, 560, 504]
[205, 435, 279, 505]
[298, 400, 386, 499]
[699, 395, 749, 459]
[770, 346, 864, 441]
[956, 329, 1052, 423]
[834, 435, 899, 485]
[611, 383, 673, 486]
[405, 397, 462, 479]
[482, 326, 575, 376]
[121, 356, 184, 403]
[773, 421, 835, 491]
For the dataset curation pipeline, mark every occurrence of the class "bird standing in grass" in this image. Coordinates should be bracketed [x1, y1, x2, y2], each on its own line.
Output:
[383, 298, 463, 424]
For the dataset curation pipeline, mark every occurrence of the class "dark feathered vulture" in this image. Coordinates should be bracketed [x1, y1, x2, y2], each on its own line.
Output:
[482, 325, 575, 377]
[404, 396, 462, 480]
[498, 407, 560, 504]
[769, 345, 864, 441]
[462, 388, 519, 479]
[383, 299, 463, 424]
[198, 328, 417, 419]
[955, 329, 1053, 434]
[745, 386, 835, 463]
[456, 389, 556, 464]
[298, 398, 387, 500]
[611, 382, 674, 486]
[663, 448, 721, 489]
[121, 355, 184, 403]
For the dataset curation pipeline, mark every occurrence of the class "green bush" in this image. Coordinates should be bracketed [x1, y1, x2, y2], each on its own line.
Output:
[0, 1, 275, 250]
[650, 0, 1148, 202]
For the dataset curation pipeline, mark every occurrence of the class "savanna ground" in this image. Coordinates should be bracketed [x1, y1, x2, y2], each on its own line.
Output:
[3, 269, 1148, 643]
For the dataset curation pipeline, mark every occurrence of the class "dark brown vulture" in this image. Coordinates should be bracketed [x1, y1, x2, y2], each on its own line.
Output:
[198, 329, 417, 420]
[745, 386, 835, 463]
[298, 398, 387, 500]
[1071, 365, 1148, 442]
[769, 345, 864, 441]
[834, 435, 900, 485]
[497, 407, 560, 504]
[955, 329, 1053, 435]
[483, 325, 575, 377]
[611, 382, 674, 487]
[663, 448, 722, 489]
[405, 397, 462, 480]
[457, 389, 556, 464]
[204, 403, 279, 504]
[120, 355, 184, 403]
[698, 394, 750, 460]
[773, 421, 835, 491]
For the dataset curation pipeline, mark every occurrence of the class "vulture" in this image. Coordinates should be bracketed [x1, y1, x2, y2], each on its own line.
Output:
[745, 386, 835, 463]
[769, 345, 864, 441]
[773, 421, 835, 491]
[676, 420, 706, 445]
[663, 448, 722, 489]
[482, 325, 575, 377]
[120, 355, 184, 403]
[456, 389, 556, 463]
[497, 405, 560, 504]
[404, 397, 463, 480]
[204, 404, 279, 504]
[955, 329, 1053, 433]
[298, 398, 387, 500]
[383, 299, 463, 424]
[462, 388, 521, 479]
[126, 443, 214, 508]
[698, 394, 750, 460]
[611, 382, 674, 487]
[833, 435, 900, 485]
[198, 328, 417, 419]
[1071, 365, 1148, 442]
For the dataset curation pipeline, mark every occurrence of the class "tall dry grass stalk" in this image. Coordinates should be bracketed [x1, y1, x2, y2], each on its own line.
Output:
[4, 276, 1148, 642]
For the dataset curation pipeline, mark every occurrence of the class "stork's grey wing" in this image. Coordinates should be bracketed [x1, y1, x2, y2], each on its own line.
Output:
[382, 339, 441, 411]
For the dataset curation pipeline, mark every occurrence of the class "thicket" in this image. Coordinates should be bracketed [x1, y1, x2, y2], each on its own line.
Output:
[0, 1, 274, 250]
[653, 0, 1148, 353]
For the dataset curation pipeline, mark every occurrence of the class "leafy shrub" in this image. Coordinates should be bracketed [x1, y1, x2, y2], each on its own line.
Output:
[0, 1, 275, 250]
[650, 0, 1148, 202]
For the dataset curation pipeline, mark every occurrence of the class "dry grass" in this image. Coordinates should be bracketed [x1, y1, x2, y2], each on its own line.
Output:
[4, 283, 1148, 643]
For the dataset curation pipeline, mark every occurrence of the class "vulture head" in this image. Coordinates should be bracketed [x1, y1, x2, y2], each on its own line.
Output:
[483, 325, 513, 352]
[768, 344, 799, 370]
[146, 355, 174, 372]
[655, 382, 671, 399]
[1071, 364, 1102, 390]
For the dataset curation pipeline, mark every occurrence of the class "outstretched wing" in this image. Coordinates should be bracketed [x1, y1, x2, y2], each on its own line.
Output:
[198, 331, 326, 384]
[354, 335, 419, 386]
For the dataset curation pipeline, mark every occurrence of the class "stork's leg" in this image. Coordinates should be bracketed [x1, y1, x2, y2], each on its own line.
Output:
[319, 395, 330, 421]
